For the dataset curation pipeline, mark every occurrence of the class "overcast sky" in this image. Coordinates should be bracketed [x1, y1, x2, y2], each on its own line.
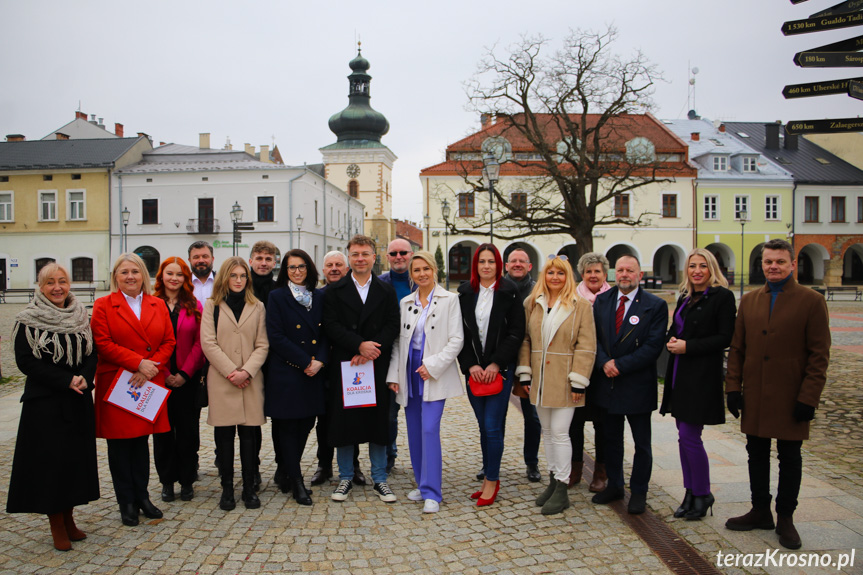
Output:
[1, 1, 860, 221]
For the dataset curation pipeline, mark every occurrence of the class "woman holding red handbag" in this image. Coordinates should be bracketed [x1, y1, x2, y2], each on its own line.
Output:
[515, 255, 596, 515]
[457, 244, 525, 507]
[387, 252, 463, 513]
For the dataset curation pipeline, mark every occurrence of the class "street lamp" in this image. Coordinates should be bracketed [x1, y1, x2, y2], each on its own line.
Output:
[296, 213, 304, 250]
[441, 198, 451, 290]
[231, 201, 243, 257]
[121, 206, 130, 253]
[482, 152, 500, 245]
[739, 208, 748, 299]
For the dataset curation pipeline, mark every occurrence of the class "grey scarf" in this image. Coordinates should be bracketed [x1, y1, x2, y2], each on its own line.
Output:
[12, 290, 93, 366]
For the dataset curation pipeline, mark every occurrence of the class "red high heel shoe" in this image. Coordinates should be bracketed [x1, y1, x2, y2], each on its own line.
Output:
[477, 481, 500, 507]
[470, 490, 482, 500]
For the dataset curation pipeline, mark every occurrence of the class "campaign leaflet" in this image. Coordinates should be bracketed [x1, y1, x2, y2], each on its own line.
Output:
[105, 369, 171, 423]
[340, 361, 377, 409]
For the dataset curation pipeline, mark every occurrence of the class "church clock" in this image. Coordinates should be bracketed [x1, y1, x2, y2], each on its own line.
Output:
[346, 164, 361, 178]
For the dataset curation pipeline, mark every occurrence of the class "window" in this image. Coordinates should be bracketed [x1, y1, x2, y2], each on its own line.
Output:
[257, 196, 274, 222]
[614, 195, 630, 218]
[511, 192, 527, 215]
[39, 191, 57, 221]
[142, 198, 158, 224]
[71, 257, 93, 282]
[832, 197, 846, 223]
[703, 195, 718, 220]
[625, 137, 656, 164]
[315, 200, 319, 224]
[734, 196, 749, 220]
[0, 192, 12, 221]
[0, 176, 8, 183]
[43, 175, 53, 182]
[804, 196, 819, 222]
[858, 197, 863, 223]
[35, 258, 56, 280]
[133, 246, 160, 276]
[662, 194, 677, 218]
[71, 174, 82, 180]
[67, 190, 85, 220]
[262, 174, 269, 180]
[742, 157, 757, 173]
[458, 192, 475, 217]
[713, 156, 728, 172]
[765, 196, 780, 221]
[348, 180, 359, 198]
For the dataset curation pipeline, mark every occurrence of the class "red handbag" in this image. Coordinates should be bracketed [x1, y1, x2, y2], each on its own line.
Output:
[468, 372, 504, 397]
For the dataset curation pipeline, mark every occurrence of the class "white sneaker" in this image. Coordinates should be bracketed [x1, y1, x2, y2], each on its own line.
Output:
[331, 479, 352, 502]
[407, 489, 423, 502]
[423, 499, 440, 513]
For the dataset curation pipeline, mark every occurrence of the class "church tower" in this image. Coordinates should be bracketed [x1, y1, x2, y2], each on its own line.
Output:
[321, 44, 397, 250]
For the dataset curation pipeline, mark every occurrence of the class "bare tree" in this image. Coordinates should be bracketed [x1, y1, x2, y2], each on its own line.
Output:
[440, 26, 691, 258]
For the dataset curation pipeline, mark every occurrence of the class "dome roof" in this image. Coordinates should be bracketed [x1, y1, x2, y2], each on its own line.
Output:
[328, 48, 389, 143]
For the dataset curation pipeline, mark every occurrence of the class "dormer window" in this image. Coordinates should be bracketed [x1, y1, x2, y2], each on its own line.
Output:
[481, 136, 511, 163]
[742, 157, 757, 173]
[625, 137, 655, 164]
[713, 156, 728, 172]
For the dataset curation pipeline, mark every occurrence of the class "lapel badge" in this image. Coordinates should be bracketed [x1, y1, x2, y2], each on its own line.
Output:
[629, 315, 640, 325]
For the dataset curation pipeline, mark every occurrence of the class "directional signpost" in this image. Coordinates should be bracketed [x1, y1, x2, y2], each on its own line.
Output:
[233, 222, 255, 256]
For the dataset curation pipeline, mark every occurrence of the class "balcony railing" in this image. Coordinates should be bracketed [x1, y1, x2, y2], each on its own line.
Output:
[186, 219, 221, 234]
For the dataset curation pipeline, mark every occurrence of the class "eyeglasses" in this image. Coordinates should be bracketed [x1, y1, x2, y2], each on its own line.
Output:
[388, 250, 410, 257]
[547, 254, 569, 262]
[288, 265, 307, 272]
[229, 274, 248, 280]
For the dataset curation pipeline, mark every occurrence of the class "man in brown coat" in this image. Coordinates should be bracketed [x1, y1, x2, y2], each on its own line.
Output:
[725, 239, 830, 550]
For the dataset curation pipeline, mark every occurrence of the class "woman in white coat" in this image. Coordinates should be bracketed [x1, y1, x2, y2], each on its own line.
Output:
[387, 251, 464, 514]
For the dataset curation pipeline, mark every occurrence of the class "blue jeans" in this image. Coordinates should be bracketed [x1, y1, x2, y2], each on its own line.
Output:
[466, 369, 513, 481]
[337, 443, 388, 484]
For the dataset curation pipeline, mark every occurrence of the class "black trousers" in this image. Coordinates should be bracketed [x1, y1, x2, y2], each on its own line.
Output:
[570, 404, 607, 464]
[746, 434, 803, 516]
[106, 436, 151, 505]
[603, 412, 652, 495]
[276, 416, 316, 479]
[153, 382, 200, 487]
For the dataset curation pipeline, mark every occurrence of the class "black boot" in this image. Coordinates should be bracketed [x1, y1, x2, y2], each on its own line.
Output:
[292, 477, 313, 506]
[215, 428, 236, 511]
[673, 488, 693, 518]
[240, 435, 261, 509]
[685, 493, 714, 520]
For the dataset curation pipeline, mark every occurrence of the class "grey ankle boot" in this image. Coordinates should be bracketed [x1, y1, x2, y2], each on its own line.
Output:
[536, 473, 556, 507]
[541, 480, 571, 515]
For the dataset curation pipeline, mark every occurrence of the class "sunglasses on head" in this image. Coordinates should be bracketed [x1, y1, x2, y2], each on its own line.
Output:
[388, 250, 410, 257]
[547, 254, 569, 262]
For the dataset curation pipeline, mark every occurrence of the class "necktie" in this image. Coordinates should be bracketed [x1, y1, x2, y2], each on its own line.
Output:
[615, 295, 629, 334]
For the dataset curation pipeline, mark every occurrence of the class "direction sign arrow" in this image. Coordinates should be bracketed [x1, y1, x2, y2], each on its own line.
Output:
[782, 10, 863, 35]
[786, 117, 863, 135]
[235, 223, 255, 230]
[790, 0, 811, 4]
[850, 79, 863, 99]
[793, 34, 863, 65]
[811, 0, 863, 18]
[795, 51, 863, 67]
[782, 76, 863, 98]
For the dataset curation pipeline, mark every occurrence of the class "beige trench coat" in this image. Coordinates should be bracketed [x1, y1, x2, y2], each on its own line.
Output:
[516, 293, 597, 408]
[726, 277, 830, 441]
[201, 299, 269, 427]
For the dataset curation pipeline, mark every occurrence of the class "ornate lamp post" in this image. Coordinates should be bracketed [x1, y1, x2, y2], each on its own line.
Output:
[482, 152, 500, 245]
[441, 198, 451, 290]
[296, 213, 304, 250]
[121, 206, 131, 253]
[739, 209, 748, 299]
[230, 201, 243, 257]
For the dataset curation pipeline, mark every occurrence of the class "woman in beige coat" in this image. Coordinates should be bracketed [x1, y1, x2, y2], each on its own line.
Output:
[515, 255, 596, 515]
[201, 257, 269, 512]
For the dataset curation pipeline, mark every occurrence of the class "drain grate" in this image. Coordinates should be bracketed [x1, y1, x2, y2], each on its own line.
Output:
[583, 458, 723, 575]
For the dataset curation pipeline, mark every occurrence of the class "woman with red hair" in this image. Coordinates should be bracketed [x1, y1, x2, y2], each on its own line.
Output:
[457, 244, 525, 506]
[152, 257, 206, 503]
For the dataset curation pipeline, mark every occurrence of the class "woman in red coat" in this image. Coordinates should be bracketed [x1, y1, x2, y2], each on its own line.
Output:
[91, 253, 175, 527]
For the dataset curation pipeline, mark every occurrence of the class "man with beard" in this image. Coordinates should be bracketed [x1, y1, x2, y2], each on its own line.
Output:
[189, 241, 215, 302]
[378, 238, 415, 473]
[309, 251, 365, 487]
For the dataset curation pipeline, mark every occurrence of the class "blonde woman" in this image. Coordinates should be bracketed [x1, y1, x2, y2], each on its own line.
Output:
[516, 255, 596, 515]
[201, 257, 269, 511]
[660, 248, 736, 520]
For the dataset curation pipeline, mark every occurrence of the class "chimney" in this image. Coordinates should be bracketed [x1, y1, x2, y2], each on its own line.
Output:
[765, 123, 780, 150]
[97, 117, 104, 128]
[718, 123, 726, 133]
[115, 123, 124, 137]
[199, 133, 211, 149]
[159, 142, 166, 146]
[784, 127, 799, 150]
[480, 113, 491, 128]
[225, 137, 232, 150]
[89, 114, 97, 125]
[244, 143, 254, 156]
[137, 132, 152, 145]
[691, 132, 700, 141]
[75, 111, 87, 120]
[55, 132, 70, 140]
[5, 134, 26, 142]
[259, 145, 270, 163]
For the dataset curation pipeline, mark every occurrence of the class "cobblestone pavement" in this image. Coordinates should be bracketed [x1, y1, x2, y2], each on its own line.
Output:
[0, 297, 860, 574]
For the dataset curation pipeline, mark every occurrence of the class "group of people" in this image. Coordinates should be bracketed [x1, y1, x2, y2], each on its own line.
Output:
[7, 234, 829, 553]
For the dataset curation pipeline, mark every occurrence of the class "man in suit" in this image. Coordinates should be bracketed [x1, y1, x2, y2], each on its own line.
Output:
[323, 236, 400, 503]
[725, 239, 830, 550]
[591, 254, 668, 514]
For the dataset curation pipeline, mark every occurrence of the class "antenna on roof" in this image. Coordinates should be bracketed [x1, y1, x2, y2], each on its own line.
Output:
[688, 64, 699, 115]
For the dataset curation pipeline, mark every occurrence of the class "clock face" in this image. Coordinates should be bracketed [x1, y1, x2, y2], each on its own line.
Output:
[346, 164, 360, 178]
